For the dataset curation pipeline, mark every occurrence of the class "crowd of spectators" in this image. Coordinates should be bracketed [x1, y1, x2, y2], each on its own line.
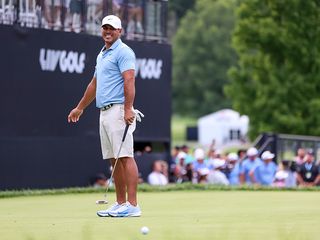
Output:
[89, 144, 320, 188]
[165, 145, 320, 187]
[0, 0, 165, 39]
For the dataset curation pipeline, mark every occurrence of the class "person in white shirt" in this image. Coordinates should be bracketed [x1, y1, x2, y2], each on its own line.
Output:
[148, 160, 168, 185]
[207, 159, 229, 186]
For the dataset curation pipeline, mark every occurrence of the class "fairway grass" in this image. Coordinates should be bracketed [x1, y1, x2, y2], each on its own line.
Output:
[0, 191, 319, 240]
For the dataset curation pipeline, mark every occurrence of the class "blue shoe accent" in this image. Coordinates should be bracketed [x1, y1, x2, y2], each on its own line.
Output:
[108, 202, 141, 217]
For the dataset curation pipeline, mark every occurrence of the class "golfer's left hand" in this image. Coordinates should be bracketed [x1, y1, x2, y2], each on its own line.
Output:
[124, 108, 135, 125]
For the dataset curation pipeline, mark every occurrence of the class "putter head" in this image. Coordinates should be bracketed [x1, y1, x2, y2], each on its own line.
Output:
[96, 199, 108, 204]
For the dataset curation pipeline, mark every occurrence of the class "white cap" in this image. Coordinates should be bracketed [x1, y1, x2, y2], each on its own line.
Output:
[247, 147, 258, 157]
[194, 148, 205, 160]
[101, 15, 122, 29]
[198, 168, 210, 176]
[261, 151, 275, 160]
[227, 153, 239, 161]
[213, 159, 225, 169]
[177, 152, 187, 160]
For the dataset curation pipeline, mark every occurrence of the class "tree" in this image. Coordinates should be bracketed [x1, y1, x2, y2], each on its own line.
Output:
[225, 0, 320, 139]
[172, 0, 237, 117]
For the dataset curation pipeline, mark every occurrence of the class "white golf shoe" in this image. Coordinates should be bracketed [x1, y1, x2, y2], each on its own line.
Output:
[97, 202, 121, 217]
[108, 202, 141, 217]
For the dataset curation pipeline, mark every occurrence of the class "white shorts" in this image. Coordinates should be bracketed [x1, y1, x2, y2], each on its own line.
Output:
[99, 104, 136, 160]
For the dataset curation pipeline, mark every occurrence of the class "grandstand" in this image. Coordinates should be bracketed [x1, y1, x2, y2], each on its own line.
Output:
[0, 0, 168, 41]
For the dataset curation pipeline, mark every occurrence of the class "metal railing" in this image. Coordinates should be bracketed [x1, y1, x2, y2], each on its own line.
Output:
[0, 0, 168, 42]
[254, 132, 320, 163]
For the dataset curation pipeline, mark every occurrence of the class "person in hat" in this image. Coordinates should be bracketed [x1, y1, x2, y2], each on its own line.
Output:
[225, 153, 241, 186]
[192, 148, 210, 183]
[250, 151, 277, 186]
[272, 160, 296, 188]
[67, 15, 141, 217]
[207, 159, 229, 185]
[239, 147, 262, 185]
[296, 150, 320, 186]
[173, 151, 192, 183]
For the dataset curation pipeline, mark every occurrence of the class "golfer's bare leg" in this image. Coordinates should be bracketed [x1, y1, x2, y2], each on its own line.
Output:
[111, 158, 126, 204]
[121, 156, 138, 206]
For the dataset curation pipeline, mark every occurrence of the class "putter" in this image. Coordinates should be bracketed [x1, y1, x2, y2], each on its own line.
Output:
[96, 124, 130, 204]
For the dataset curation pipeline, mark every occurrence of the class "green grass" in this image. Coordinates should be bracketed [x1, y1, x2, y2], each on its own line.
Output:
[1, 191, 320, 240]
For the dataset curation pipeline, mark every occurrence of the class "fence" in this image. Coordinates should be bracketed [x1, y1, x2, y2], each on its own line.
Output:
[254, 133, 320, 162]
[0, 0, 168, 42]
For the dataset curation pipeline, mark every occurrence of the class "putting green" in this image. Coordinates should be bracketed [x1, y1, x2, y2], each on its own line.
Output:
[0, 191, 319, 240]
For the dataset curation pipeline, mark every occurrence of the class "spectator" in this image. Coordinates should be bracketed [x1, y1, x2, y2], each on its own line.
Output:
[198, 168, 210, 184]
[296, 150, 320, 186]
[68, 0, 83, 32]
[171, 145, 180, 160]
[207, 148, 216, 162]
[170, 145, 180, 167]
[207, 149, 223, 170]
[273, 160, 296, 188]
[251, 151, 277, 186]
[169, 145, 180, 182]
[184, 163, 193, 182]
[295, 148, 306, 165]
[159, 160, 168, 179]
[126, 0, 144, 35]
[226, 152, 241, 186]
[192, 148, 210, 183]
[172, 151, 187, 183]
[44, 0, 68, 29]
[90, 173, 107, 188]
[86, 0, 103, 34]
[207, 160, 229, 186]
[237, 149, 247, 163]
[148, 160, 168, 185]
[181, 145, 194, 165]
[143, 145, 152, 153]
[239, 147, 262, 185]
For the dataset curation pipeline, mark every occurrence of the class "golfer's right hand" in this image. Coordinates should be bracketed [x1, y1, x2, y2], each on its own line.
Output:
[68, 108, 83, 123]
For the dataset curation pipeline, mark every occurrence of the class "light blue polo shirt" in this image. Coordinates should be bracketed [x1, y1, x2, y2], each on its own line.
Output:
[94, 38, 135, 108]
[228, 162, 241, 185]
[253, 161, 277, 185]
[240, 158, 263, 184]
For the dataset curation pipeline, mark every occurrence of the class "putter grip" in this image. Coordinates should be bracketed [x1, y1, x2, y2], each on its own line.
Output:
[122, 124, 130, 142]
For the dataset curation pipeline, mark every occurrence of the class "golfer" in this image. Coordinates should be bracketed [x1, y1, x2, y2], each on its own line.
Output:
[68, 15, 141, 217]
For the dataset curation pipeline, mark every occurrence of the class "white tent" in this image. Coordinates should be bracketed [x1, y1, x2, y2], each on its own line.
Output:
[198, 109, 249, 147]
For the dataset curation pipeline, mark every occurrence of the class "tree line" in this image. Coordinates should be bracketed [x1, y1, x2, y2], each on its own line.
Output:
[172, 0, 320, 139]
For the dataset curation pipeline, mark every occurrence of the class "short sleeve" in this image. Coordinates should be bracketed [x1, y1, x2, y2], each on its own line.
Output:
[118, 47, 136, 73]
[93, 67, 97, 78]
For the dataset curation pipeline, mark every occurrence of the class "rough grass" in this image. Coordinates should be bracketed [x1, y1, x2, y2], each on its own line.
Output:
[0, 190, 320, 240]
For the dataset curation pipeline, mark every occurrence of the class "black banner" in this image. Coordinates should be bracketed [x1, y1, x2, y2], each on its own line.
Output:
[0, 25, 171, 189]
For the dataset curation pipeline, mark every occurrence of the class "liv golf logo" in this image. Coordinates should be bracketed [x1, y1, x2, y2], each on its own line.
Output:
[39, 48, 163, 79]
[39, 48, 86, 74]
[136, 58, 163, 80]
